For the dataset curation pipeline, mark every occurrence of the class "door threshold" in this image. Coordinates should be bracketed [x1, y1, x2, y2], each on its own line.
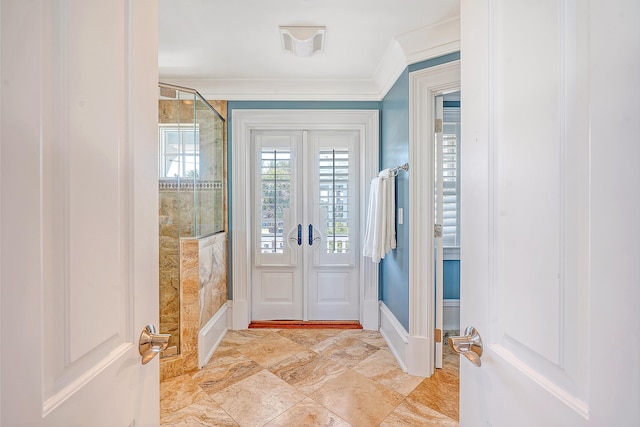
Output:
[249, 320, 363, 329]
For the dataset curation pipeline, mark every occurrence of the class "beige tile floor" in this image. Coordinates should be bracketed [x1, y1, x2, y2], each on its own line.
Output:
[161, 328, 459, 427]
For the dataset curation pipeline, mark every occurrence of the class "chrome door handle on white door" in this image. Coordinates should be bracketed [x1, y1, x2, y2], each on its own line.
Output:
[448, 326, 483, 367]
[287, 224, 302, 246]
[308, 224, 322, 248]
[139, 324, 170, 365]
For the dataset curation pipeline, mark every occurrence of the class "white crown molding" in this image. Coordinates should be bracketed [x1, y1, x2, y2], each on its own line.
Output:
[395, 17, 461, 65]
[160, 18, 460, 102]
[161, 78, 382, 101]
[371, 40, 410, 100]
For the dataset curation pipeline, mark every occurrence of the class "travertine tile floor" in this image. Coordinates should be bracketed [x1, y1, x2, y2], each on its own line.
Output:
[161, 329, 459, 426]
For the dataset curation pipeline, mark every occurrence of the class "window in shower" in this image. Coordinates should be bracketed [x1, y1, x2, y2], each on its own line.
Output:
[159, 124, 200, 178]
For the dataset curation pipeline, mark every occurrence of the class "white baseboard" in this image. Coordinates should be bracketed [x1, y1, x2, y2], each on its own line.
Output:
[231, 298, 249, 330]
[379, 302, 434, 377]
[198, 303, 229, 368]
[379, 303, 409, 372]
[406, 335, 432, 377]
[443, 299, 460, 331]
[362, 299, 380, 330]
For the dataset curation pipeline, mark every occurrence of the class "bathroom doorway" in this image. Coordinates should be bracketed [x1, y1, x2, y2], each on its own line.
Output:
[434, 91, 461, 369]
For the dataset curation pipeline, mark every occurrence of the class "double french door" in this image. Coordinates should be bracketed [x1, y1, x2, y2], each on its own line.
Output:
[251, 129, 360, 321]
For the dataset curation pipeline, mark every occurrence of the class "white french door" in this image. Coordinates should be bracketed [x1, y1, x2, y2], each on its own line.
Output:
[251, 130, 360, 321]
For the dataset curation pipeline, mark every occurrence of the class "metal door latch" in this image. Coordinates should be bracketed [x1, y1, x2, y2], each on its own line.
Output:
[448, 326, 483, 367]
[139, 325, 170, 365]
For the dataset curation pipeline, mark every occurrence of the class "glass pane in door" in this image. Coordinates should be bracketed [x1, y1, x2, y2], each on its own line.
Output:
[260, 149, 291, 254]
[318, 149, 350, 254]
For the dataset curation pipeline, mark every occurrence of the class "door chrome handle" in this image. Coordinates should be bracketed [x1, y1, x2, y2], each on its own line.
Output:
[448, 326, 483, 367]
[287, 224, 302, 247]
[308, 224, 321, 246]
[139, 324, 170, 365]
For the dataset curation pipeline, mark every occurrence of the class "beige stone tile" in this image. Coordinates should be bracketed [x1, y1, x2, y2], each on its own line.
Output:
[442, 344, 460, 372]
[408, 368, 459, 421]
[194, 349, 263, 394]
[210, 329, 263, 353]
[160, 355, 184, 382]
[309, 369, 403, 427]
[264, 397, 351, 427]
[352, 348, 424, 396]
[358, 332, 389, 348]
[210, 369, 306, 427]
[161, 329, 460, 427]
[337, 329, 384, 342]
[380, 397, 459, 426]
[268, 350, 348, 395]
[199, 233, 227, 326]
[236, 331, 307, 366]
[312, 335, 379, 368]
[180, 238, 200, 374]
[276, 328, 343, 348]
[161, 393, 238, 426]
[160, 373, 209, 416]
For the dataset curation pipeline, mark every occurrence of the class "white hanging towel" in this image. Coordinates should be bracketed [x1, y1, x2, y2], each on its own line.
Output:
[363, 169, 396, 263]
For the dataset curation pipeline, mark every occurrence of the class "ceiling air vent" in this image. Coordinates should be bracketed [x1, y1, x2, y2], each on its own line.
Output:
[279, 26, 325, 57]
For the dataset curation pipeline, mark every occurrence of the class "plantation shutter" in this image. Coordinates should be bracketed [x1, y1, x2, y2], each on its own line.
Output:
[442, 121, 459, 247]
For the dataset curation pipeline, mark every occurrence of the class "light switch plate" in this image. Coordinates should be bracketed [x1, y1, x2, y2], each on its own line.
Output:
[398, 208, 403, 225]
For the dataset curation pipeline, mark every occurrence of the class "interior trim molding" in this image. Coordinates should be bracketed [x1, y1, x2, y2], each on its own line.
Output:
[231, 109, 379, 330]
[379, 302, 409, 372]
[198, 303, 228, 369]
[161, 19, 460, 102]
[408, 60, 460, 377]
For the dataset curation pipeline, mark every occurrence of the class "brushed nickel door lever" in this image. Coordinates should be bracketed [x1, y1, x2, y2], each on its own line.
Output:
[448, 326, 483, 367]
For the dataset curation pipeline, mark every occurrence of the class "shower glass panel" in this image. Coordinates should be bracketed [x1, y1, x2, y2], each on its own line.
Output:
[158, 83, 225, 356]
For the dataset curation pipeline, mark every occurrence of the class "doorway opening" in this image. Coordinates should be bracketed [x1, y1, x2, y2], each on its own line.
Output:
[435, 91, 461, 369]
[230, 109, 380, 330]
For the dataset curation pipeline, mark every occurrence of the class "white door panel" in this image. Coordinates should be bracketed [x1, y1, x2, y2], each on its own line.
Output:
[1, 1, 159, 425]
[460, 0, 640, 425]
[307, 131, 359, 320]
[252, 131, 303, 320]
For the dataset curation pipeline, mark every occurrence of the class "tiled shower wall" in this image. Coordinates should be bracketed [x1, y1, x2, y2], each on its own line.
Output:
[199, 233, 228, 327]
[158, 99, 227, 379]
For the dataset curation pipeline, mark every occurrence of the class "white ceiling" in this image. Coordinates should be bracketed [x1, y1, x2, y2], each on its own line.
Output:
[158, 0, 460, 100]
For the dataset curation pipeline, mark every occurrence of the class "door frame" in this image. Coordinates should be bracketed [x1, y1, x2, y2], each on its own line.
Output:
[408, 61, 460, 376]
[231, 109, 379, 330]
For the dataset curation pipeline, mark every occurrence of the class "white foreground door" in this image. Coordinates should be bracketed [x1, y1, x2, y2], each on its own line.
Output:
[1, 1, 159, 426]
[460, 0, 640, 426]
[252, 130, 360, 321]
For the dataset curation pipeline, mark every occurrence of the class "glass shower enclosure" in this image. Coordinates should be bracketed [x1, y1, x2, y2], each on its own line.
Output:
[158, 83, 225, 356]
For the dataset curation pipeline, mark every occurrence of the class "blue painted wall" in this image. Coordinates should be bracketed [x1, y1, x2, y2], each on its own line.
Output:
[443, 260, 460, 299]
[379, 70, 411, 329]
[379, 52, 460, 331]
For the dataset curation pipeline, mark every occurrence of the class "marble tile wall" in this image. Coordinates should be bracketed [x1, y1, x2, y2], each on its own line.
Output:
[158, 98, 227, 365]
[159, 188, 196, 352]
[161, 233, 228, 381]
[199, 233, 228, 327]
